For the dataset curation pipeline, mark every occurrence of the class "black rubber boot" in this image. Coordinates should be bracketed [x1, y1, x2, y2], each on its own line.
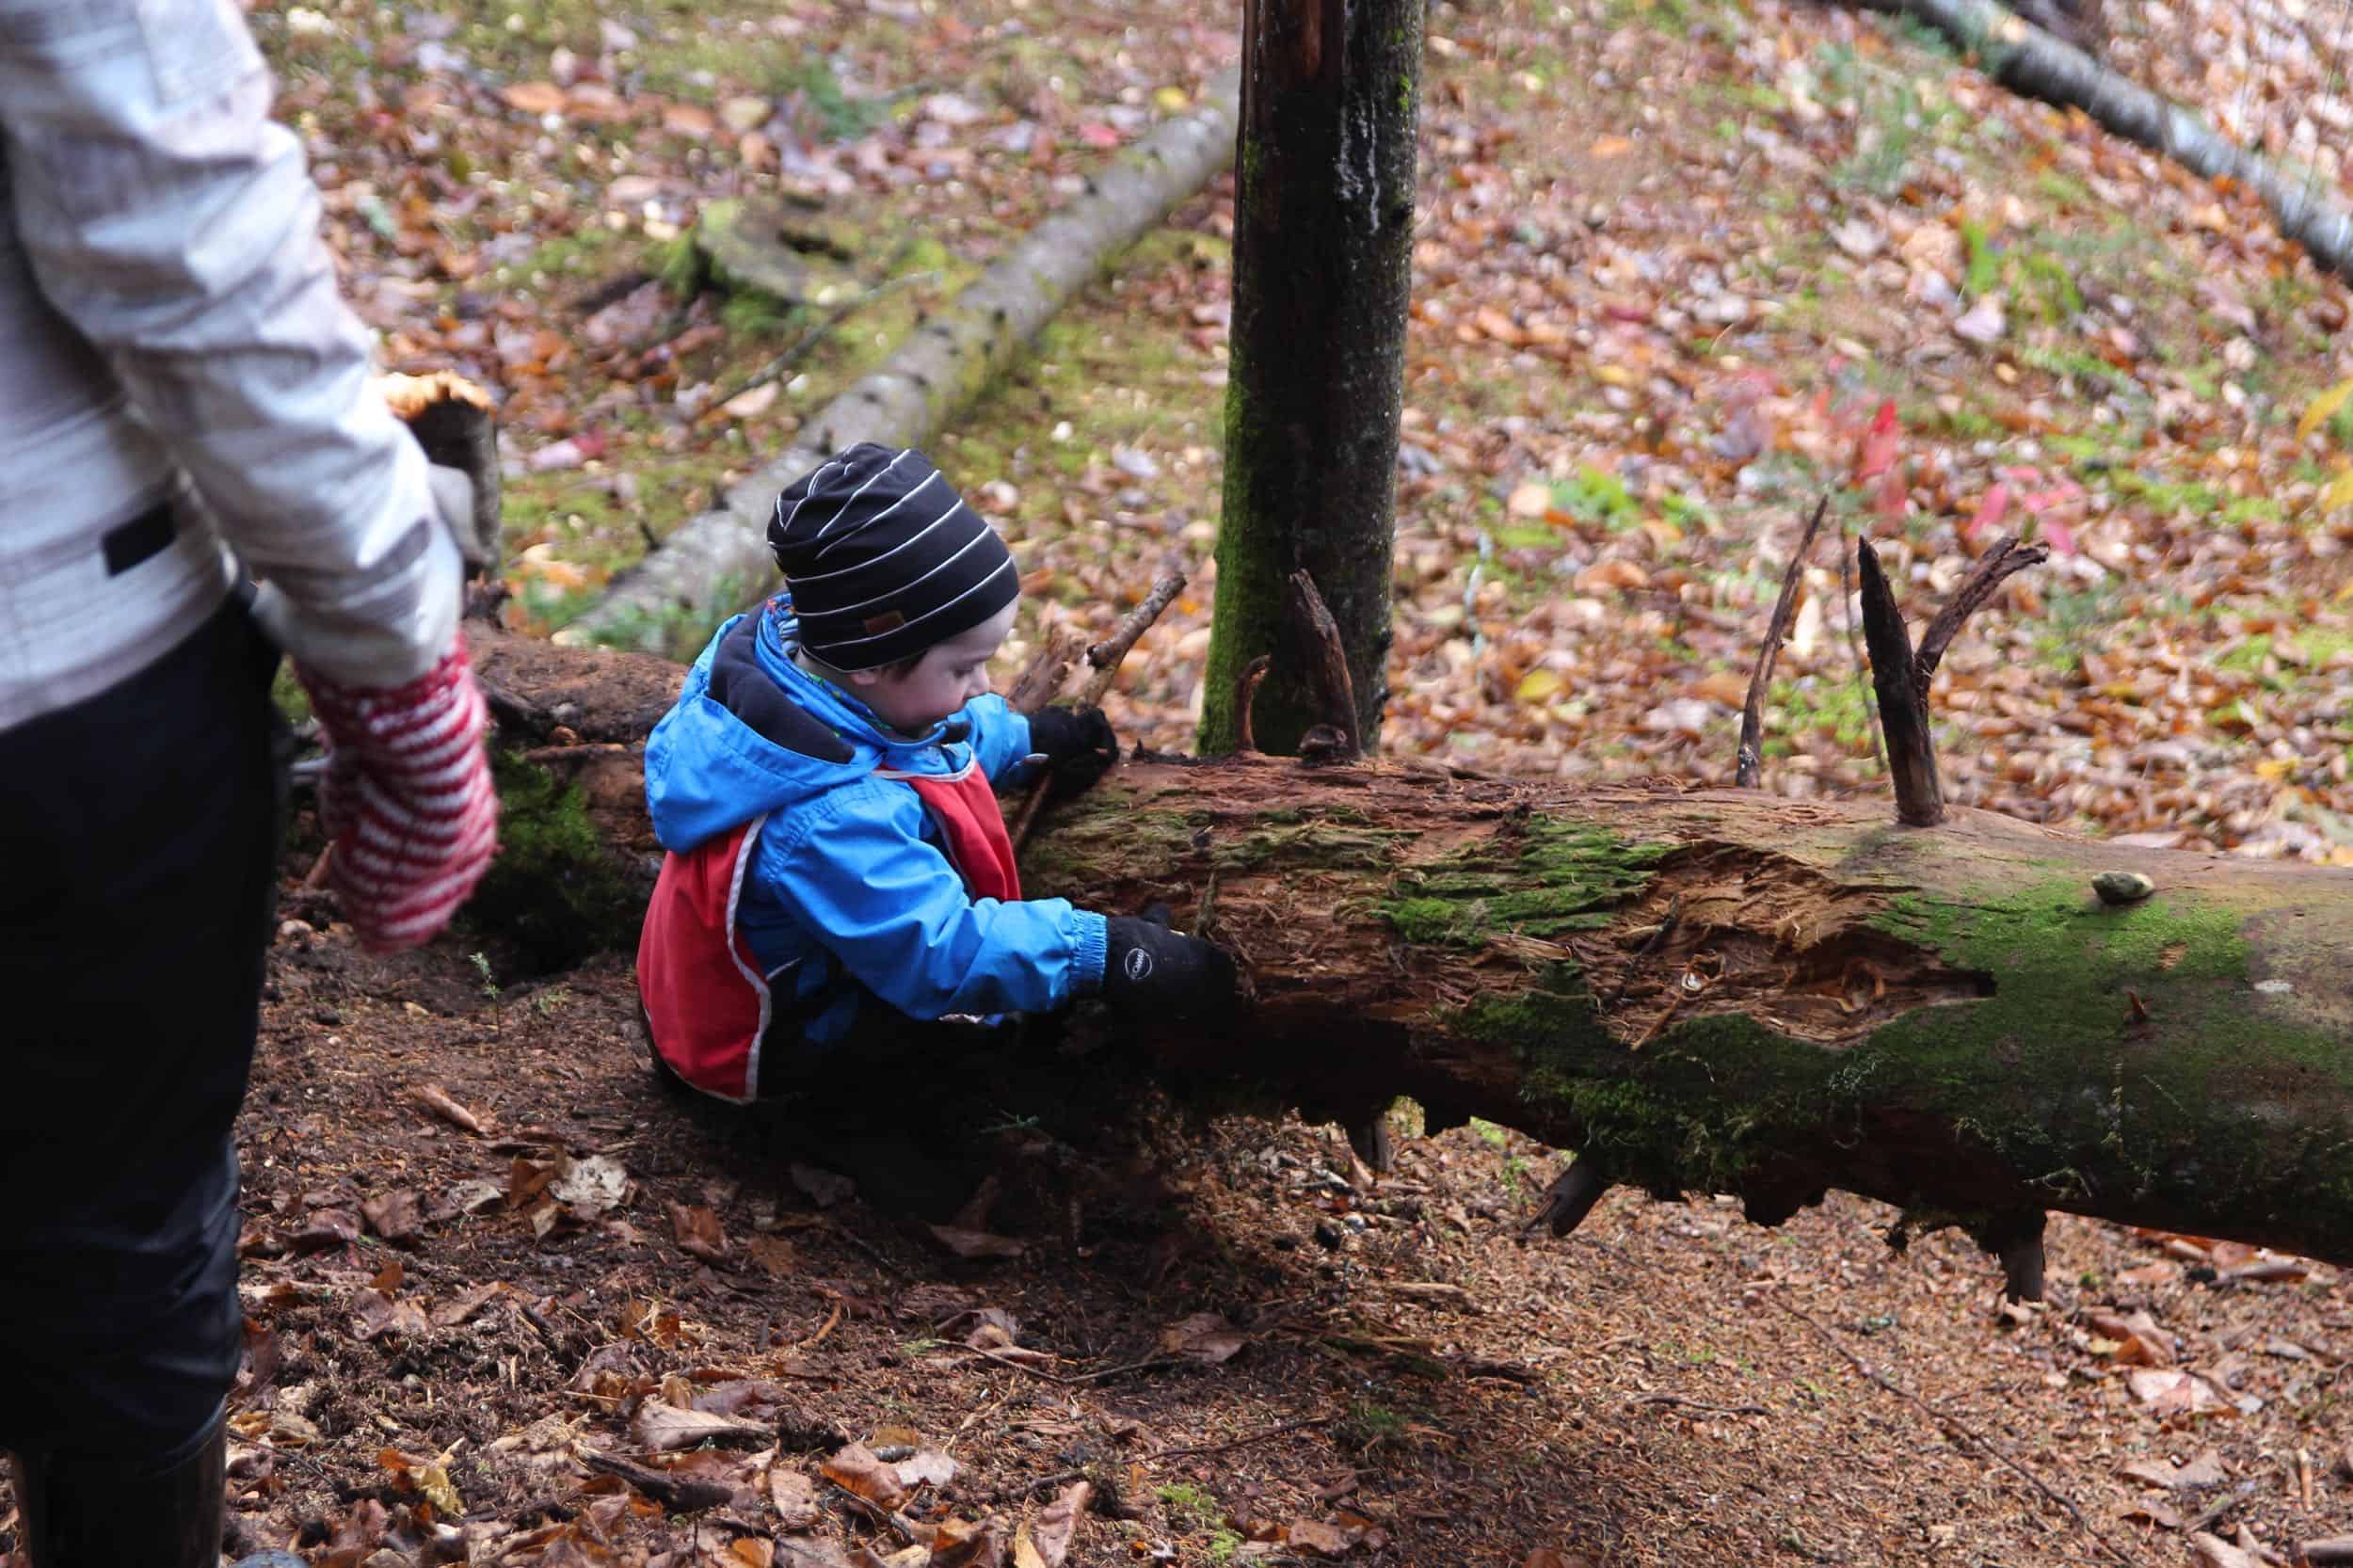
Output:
[16, 1406, 226, 1567]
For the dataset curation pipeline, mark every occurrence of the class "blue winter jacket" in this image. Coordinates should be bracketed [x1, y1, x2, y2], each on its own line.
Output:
[643, 600, 1110, 1056]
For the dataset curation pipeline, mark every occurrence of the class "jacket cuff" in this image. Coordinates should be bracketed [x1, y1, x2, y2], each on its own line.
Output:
[1069, 909, 1110, 995]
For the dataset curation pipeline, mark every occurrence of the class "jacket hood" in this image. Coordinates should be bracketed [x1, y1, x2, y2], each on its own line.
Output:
[643, 600, 979, 853]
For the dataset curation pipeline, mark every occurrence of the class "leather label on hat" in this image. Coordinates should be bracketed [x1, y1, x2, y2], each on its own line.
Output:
[862, 610, 907, 636]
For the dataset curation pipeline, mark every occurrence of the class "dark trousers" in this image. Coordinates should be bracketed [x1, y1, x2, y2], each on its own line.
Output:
[0, 602, 283, 1460]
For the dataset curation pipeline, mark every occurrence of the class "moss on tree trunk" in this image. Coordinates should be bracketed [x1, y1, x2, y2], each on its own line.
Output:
[1198, 0, 1423, 755]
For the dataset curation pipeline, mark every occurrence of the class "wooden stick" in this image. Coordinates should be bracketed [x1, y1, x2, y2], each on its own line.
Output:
[1856, 540, 1945, 827]
[1840, 514, 1887, 775]
[1912, 533, 2047, 702]
[1736, 497, 1830, 789]
[1009, 570, 1188, 846]
[1005, 627, 1089, 716]
[1232, 655, 1273, 754]
[1284, 569, 1359, 758]
[1771, 1296, 2141, 1568]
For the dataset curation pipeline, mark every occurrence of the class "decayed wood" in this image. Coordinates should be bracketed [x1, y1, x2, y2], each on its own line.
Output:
[470, 636, 2353, 1268]
[1891, 0, 2353, 284]
[1283, 570, 1361, 760]
[563, 70, 1241, 651]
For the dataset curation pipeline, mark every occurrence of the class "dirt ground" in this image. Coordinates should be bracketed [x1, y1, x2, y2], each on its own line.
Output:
[8, 888, 2328, 1567]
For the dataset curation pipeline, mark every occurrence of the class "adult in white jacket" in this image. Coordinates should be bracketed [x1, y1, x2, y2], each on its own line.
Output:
[0, 0, 498, 1559]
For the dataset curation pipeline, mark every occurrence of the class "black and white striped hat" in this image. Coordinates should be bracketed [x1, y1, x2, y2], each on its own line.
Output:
[766, 444, 1018, 671]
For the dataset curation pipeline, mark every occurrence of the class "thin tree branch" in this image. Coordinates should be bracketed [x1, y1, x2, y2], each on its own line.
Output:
[1737, 496, 1831, 788]
[1011, 570, 1188, 847]
[1284, 570, 1360, 758]
[1912, 534, 2047, 702]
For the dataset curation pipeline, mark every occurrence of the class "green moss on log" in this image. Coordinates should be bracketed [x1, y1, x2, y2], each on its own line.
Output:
[1381, 819, 1666, 946]
[467, 753, 648, 974]
[1449, 872, 2353, 1256]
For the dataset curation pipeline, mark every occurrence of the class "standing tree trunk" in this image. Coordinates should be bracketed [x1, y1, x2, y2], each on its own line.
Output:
[1197, 0, 1423, 756]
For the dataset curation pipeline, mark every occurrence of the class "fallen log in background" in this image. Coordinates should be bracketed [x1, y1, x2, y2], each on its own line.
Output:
[458, 632, 2353, 1270]
[560, 69, 1242, 652]
[1891, 0, 2353, 284]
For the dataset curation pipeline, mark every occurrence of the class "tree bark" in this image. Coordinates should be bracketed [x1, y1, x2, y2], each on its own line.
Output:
[1893, 0, 2353, 285]
[560, 69, 1242, 654]
[460, 632, 2353, 1266]
[1197, 0, 1422, 757]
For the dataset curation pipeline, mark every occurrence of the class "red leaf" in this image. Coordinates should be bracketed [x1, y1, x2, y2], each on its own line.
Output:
[1853, 399, 1900, 482]
[1962, 482, 2009, 545]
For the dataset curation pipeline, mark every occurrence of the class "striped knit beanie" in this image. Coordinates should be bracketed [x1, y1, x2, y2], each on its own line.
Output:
[766, 444, 1018, 671]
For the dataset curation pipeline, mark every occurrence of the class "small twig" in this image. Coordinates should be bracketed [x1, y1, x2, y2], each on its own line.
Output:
[1737, 496, 1830, 788]
[1010, 570, 1188, 847]
[1772, 1296, 2141, 1568]
[303, 843, 334, 890]
[1625, 1394, 1771, 1418]
[1232, 655, 1273, 754]
[949, 1346, 1180, 1387]
[1856, 539, 1944, 827]
[1839, 511, 1887, 774]
[578, 1448, 734, 1512]
[1284, 570, 1359, 758]
[797, 1303, 844, 1351]
[1143, 1416, 1330, 1464]
[1005, 627, 1090, 716]
[1912, 533, 2048, 701]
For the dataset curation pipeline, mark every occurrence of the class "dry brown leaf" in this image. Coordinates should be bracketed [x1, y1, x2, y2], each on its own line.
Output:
[631, 1399, 770, 1452]
[928, 1516, 1006, 1568]
[1013, 1481, 1090, 1568]
[500, 82, 568, 116]
[926, 1224, 1026, 1261]
[551, 1154, 631, 1216]
[1286, 1520, 1354, 1558]
[2189, 1532, 2259, 1568]
[429, 1281, 505, 1329]
[819, 1441, 909, 1509]
[895, 1448, 960, 1490]
[360, 1189, 423, 1243]
[771, 1465, 821, 1529]
[2086, 1309, 2172, 1367]
[349, 1288, 429, 1342]
[1157, 1311, 1250, 1365]
[669, 1201, 729, 1263]
[414, 1082, 488, 1135]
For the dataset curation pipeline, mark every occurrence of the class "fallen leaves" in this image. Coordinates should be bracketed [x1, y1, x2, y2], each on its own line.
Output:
[670, 1201, 730, 1263]
[415, 1082, 488, 1135]
[819, 1441, 909, 1509]
[631, 1400, 773, 1452]
[1157, 1311, 1250, 1365]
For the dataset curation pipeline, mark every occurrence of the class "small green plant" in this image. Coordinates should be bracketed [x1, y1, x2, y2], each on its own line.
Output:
[1333, 1400, 1410, 1456]
[1155, 1482, 1222, 1530]
[1207, 1529, 1244, 1565]
[470, 950, 503, 1034]
[533, 985, 570, 1017]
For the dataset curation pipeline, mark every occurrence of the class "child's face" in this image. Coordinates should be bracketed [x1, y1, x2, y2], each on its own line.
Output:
[851, 600, 1017, 734]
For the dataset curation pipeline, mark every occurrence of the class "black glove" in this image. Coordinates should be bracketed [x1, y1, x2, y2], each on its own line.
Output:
[1102, 913, 1241, 1028]
[1026, 705, 1118, 800]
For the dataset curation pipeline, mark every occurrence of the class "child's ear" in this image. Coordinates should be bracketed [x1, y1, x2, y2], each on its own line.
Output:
[845, 667, 885, 689]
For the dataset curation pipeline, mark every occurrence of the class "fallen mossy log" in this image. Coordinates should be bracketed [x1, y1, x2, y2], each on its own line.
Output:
[463, 635, 2353, 1268]
[561, 68, 1242, 653]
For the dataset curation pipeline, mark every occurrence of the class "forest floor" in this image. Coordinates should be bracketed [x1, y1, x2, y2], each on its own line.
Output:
[76, 904, 2348, 1567]
[15, 0, 2350, 1562]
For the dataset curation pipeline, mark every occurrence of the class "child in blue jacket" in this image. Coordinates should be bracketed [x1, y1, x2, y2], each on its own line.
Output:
[637, 442, 1234, 1101]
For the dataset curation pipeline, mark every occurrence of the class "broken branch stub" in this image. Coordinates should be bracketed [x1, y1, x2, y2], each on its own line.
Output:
[1856, 540, 1945, 827]
[1283, 570, 1361, 760]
